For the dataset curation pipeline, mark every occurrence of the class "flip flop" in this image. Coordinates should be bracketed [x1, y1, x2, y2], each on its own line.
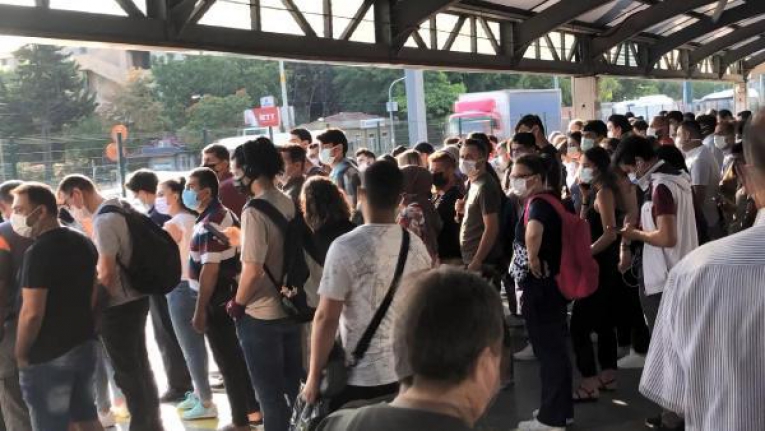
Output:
[598, 376, 618, 391]
[573, 385, 599, 403]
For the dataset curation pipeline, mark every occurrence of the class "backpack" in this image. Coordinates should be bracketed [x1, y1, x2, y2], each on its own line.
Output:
[523, 194, 598, 300]
[98, 204, 181, 295]
[245, 199, 313, 322]
[499, 193, 523, 262]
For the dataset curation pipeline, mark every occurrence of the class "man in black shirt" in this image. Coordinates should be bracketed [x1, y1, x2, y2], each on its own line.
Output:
[278, 144, 307, 205]
[515, 115, 563, 194]
[13, 182, 100, 430]
[430, 149, 464, 263]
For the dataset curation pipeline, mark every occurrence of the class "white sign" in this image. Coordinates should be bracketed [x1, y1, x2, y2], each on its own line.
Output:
[261, 96, 276, 108]
[360, 118, 385, 129]
[386, 101, 399, 112]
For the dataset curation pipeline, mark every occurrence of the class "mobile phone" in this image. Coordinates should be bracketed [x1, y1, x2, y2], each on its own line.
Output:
[203, 222, 231, 246]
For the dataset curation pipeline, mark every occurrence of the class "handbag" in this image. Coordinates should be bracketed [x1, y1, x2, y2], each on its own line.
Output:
[289, 228, 410, 430]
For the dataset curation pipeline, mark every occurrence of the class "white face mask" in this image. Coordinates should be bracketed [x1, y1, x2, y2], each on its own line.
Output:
[646, 127, 656, 137]
[628, 172, 638, 184]
[567, 146, 580, 157]
[10, 207, 39, 238]
[579, 167, 595, 184]
[460, 159, 478, 177]
[581, 138, 595, 152]
[154, 197, 169, 215]
[714, 135, 730, 150]
[319, 147, 335, 165]
[511, 178, 528, 197]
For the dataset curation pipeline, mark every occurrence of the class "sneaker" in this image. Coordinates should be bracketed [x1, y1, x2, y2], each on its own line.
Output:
[513, 344, 536, 361]
[98, 410, 116, 428]
[160, 388, 190, 403]
[533, 409, 574, 426]
[517, 418, 566, 430]
[181, 399, 218, 421]
[617, 350, 646, 369]
[177, 392, 198, 410]
[617, 345, 631, 359]
[210, 375, 226, 391]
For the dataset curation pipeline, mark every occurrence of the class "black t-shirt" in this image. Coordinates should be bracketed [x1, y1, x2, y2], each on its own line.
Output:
[515, 193, 563, 279]
[318, 403, 471, 431]
[433, 185, 464, 260]
[20, 228, 97, 364]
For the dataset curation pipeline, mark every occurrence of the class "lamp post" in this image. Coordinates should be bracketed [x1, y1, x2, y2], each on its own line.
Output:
[388, 76, 405, 148]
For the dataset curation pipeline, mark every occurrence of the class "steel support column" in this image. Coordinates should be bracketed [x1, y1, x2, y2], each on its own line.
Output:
[405, 69, 428, 145]
[572, 76, 599, 122]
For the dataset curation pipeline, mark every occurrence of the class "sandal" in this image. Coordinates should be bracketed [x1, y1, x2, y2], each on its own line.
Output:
[573, 385, 599, 403]
[598, 376, 618, 391]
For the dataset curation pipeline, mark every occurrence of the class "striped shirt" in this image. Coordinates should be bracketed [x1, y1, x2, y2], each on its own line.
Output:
[640, 208, 765, 431]
[189, 199, 239, 291]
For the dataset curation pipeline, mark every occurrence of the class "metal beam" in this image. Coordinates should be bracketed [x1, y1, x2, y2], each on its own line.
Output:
[722, 37, 765, 68]
[689, 20, 765, 66]
[591, 0, 715, 59]
[280, 0, 317, 38]
[744, 51, 765, 72]
[594, 0, 635, 27]
[114, 0, 145, 17]
[169, 0, 217, 34]
[391, 0, 461, 50]
[339, 0, 373, 41]
[513, 0, 613, 56]
[647, 1, 765, 70]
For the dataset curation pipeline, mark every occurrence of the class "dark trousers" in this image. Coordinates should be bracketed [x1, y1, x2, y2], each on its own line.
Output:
[329, 383, 399, 412]
[149, 294, 192, 393]
[521, 278, 573, 428]
[616, 282, 650, 354]
[100, 297, 162, 431]
[206, 303, 259, 427]
[571, 284, 617, 377]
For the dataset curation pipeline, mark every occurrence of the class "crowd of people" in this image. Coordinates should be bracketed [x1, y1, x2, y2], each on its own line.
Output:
[0, 106, 762, 431]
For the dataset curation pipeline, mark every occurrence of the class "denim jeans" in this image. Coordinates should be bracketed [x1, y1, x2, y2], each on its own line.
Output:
[166, 281, 212, 402]
[236, 315, 302, 431]
[19, 340, 98, 430]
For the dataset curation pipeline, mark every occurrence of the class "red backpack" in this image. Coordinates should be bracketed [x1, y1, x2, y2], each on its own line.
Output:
[523, 194, 599, 300]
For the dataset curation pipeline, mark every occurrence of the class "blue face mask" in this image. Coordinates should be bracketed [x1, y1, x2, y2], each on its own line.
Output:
[182, 189, 199, 210]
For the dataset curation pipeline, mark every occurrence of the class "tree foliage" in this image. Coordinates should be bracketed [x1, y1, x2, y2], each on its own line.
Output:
[104, 69, 165, 134]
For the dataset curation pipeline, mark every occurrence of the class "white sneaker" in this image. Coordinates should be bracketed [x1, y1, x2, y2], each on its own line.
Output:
[617, 350, 646, 369]
[513, 344, 536, 361]
[617, 346, 631, 359]
[533, 409, 574, 426]
[98, 410, 116, 428]
[517, 418, 566, 430]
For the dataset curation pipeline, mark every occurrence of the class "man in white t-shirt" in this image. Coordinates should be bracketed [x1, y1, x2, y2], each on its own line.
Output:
[678, 120, 722, 239]
[302, 160, 432, 409]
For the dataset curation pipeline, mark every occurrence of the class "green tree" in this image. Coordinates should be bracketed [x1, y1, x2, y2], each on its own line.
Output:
[0, 45, 96, 181]
[105, 69, 166, 135]
[395, 71, 466, 120]
[182, 90, 253, 146]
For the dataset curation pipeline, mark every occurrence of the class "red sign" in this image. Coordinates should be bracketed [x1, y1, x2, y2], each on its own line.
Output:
[254, 107, 281, 127]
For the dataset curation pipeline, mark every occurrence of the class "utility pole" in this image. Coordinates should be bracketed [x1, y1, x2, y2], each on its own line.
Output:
[279, 61, 291, 131]
[387, 76, 405, 149]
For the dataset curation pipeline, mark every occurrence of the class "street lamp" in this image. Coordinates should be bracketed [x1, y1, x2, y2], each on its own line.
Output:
[388, 76, 405, 148]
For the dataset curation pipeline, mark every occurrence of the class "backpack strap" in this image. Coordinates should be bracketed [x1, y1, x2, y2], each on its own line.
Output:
[523, 193, 566, 225]
[245, 198, 291, 289]
[350, 228, 410, 366]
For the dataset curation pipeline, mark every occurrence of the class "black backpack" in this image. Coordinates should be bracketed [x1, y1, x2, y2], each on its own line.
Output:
[98, 203, 181, 295]
[245, 199, 313, 322]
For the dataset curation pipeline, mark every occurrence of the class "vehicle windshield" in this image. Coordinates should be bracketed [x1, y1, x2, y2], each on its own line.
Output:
[448, 116, 496, 137]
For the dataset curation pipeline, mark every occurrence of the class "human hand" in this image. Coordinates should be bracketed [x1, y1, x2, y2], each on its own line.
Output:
[302, 375, 321, 405]
[620, 223, 639, 241]
[455, 198, 465, 217]
[529, 255, 546, 279]
[223, 227, 241, 248]
[618, 249, 632, 274]
[466, 260, 482, 273]
[192, 310, 207, 334]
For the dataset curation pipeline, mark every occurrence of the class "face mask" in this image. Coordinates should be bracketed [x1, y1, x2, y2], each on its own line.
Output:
[432, 172, 448, 188]
[71, 205, 92, 222]
[567, 146, 580, 157]
[154, 197, 169, 215]
[511, 178, 528, 197]
[581, 137, 595, 152]
[714, 135, 729, 150]
[628, 172, 638, 184]
[646, 127, 656, 137]
[182, 189, 200, 210]
[233, 175, 251, 195]
[10, 210, 36, 238]
[459, 159, 478, 177]
[319, 147, 335, 165]
[579, 167, 595, 184]
[607, 131, 615, 139]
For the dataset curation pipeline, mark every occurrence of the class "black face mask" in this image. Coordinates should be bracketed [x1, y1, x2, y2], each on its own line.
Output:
[432, 172, 448, 188]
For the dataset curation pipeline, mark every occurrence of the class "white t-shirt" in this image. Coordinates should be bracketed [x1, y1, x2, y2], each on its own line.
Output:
[318, 224, 432, 387]
[165, 212, 196, 280]
[685, 144, 721, 228]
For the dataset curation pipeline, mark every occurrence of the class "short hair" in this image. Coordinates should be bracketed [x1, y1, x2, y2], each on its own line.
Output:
[569, 119, 584, 130]
[443, 137, 461, 147]
[511, 132, 536, 149]
[125, 169, 159, 194]
[657, 145, 689, 174]
[515, 114, 545, 134]
[488, 135, 499, 144]
[429, 151, 456, 168]
[625, 111, 635, 119]
[463, 138, 489, 158]
[316, 128, 349, 155]
[378, 154, 398, 165]
[696, 114, 717, 136]
[0, 180, 23, 204]
[202, 143, 230, 162]
[361, 160, 403, 210]
[279, 144, 307, 166]
[232, 137, 284, 180]
[189, 167, 219, 198]
[401, 268, 503, 384]
[683, 112, 696, 122]
[391, 145, 408, 157]
[632, 119, 648, 132]
[355, 148, 376, 159]
[397, 149, 422, 167]
[583, 120, 608, 138]
[467, 132, 491, 149]
[13, 182, 58, 217]
[717, 121, 735, 136]
[568, 131, 582, 144]
[608, 114, 632, 134]
[718, 109, 733, 119]
[58, 174, 96, 196]
[666, 111, 684, 124]
[613, 135, 656, 166]
[679, 120, 702, 140]
[414, 142, 435, 155]
[290, 128, 312, 143]
[738, 110, 752, 122]
[300, 176, 351, 232]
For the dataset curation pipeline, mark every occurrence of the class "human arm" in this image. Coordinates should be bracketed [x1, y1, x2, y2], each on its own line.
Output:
[164, 221, 183, 244]
[302, 297, 344, 404]
[15, 288, 47, 368]
[192, 262, 219, 334]
[525, 219, 545, 278]
[234, 262, 265, 306]
[97, 255, 119, 297]
[622, 214, 677, 248]
[467, 212, 498, 272]
[0, 249, 13, 334]
[591, 189, 619, 255]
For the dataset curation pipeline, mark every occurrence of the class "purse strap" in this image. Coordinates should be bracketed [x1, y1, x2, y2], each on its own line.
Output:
[350, 227, 410, 366]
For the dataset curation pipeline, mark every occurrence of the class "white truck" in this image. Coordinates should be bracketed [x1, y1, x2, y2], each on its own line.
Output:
[447, 89, 562, 141]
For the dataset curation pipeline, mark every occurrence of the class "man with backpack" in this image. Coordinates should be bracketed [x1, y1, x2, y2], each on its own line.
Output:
[225, 138, 304, 431]
[317, 129, 361, 210]
[58, 175, 164, 431]
[302, 161, 432, 410]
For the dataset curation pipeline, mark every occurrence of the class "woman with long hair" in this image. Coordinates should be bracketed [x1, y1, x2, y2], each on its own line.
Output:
[570, 147, 620, 402]
[161, 177, 218, 420]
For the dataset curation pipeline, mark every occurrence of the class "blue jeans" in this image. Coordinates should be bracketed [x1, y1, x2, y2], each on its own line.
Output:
[19, 340, 98, 431]
[167, 281, 212, 402]
[236, 316, 302, 431]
